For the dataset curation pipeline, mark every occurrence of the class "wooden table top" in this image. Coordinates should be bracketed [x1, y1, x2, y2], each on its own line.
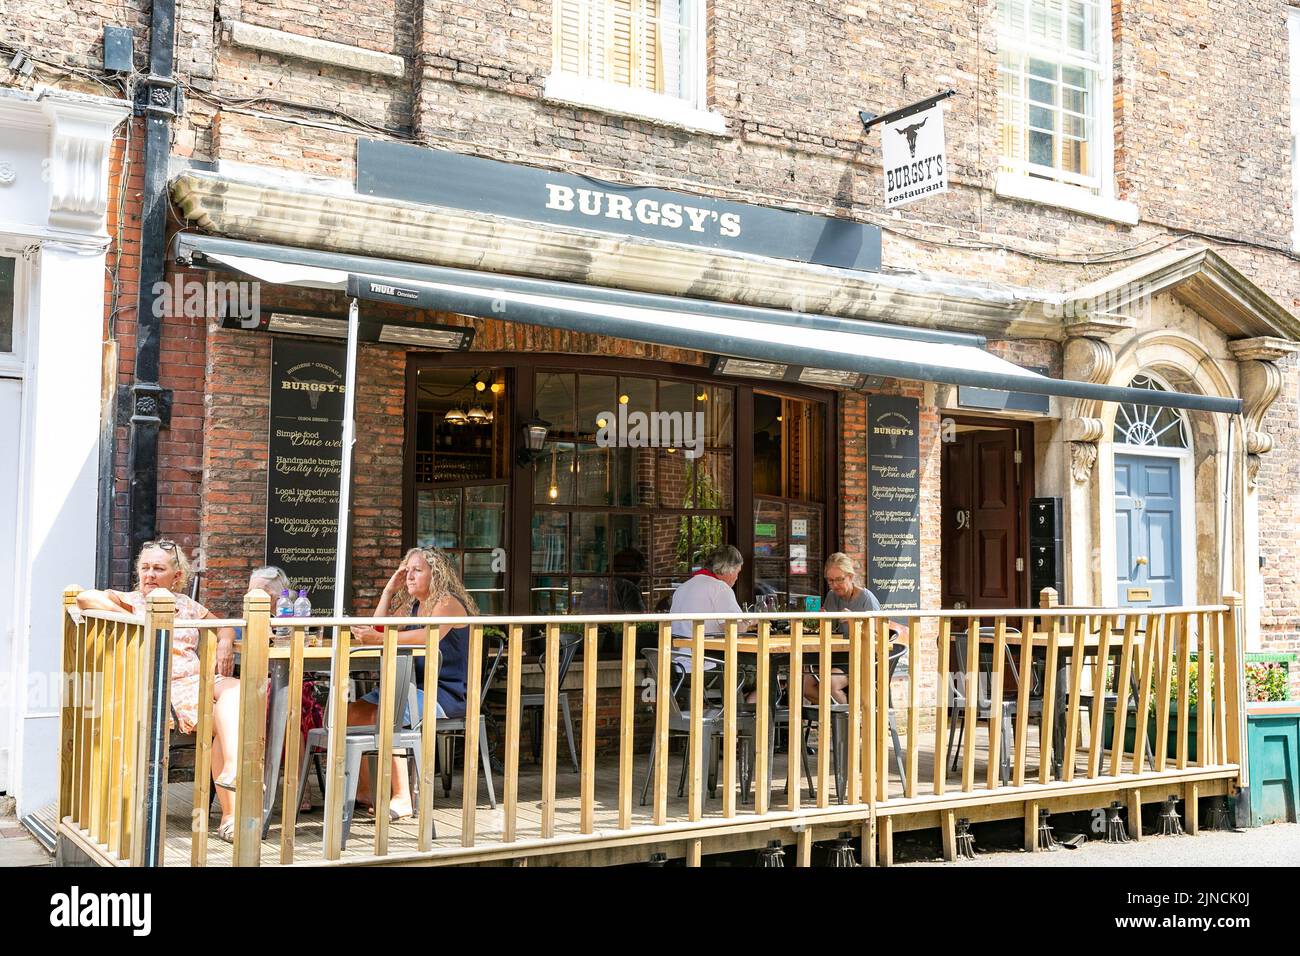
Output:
[671, 634, 852, 654]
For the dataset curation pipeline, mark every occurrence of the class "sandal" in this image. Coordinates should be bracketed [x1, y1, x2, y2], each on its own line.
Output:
[216, 819, 235, 843]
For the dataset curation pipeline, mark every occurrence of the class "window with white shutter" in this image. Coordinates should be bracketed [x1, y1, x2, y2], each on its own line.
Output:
[548, 1, 721, 132]
[1289, 7, 1300, 250]
[997, 0, 1108, 192]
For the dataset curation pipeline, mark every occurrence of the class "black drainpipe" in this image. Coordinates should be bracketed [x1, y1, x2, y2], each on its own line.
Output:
[123, 0, 179, 571]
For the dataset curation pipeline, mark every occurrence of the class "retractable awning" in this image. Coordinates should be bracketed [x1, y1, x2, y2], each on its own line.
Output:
[171, 233, 1242, 415]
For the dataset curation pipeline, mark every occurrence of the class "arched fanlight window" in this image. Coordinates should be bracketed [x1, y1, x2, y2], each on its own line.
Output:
[1113, 374, 1189, 448]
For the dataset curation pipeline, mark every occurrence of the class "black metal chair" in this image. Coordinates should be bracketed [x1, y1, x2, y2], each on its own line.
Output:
[521, 631, 581, 772]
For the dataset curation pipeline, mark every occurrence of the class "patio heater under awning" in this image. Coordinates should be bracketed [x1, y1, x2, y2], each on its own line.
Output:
[171, 233, 1244, 614]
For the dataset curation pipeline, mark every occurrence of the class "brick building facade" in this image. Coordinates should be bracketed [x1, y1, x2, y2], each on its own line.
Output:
[4, 0, 1300, 809]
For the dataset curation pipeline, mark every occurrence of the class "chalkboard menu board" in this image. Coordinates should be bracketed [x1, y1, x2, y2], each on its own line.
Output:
[267, 339, 346, 613]
[867, 395, 921, 610]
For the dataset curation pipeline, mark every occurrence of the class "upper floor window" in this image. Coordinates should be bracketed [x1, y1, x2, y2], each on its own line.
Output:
[1289, 7, 1300, 250]
[997, 0, 1108, 193]
[548, 1, 724, 134]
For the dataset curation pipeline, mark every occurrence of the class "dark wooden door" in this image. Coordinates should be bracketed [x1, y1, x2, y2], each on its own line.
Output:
[942, 428, 1023, 610]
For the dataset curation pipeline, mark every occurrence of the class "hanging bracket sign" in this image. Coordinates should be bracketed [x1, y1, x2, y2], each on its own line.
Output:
[862, 89, 954, 209]
[881, 104, 949, 208]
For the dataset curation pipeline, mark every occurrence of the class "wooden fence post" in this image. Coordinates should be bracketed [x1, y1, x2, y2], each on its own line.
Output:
[58, 587, 82, 824]
[1221, 593, 1245, 784]
[233, 590, 270, 866]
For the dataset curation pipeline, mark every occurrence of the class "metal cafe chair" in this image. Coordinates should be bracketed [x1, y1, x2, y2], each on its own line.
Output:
[1053, 615, 1155, 772]
[639, 648, 755, 805]
[945, 627, 1042, 787]
[435, 633, 506, 806]
[794, 641, 909, 803]
[295, 649, 428, 850]
[485, 630, 581, 773]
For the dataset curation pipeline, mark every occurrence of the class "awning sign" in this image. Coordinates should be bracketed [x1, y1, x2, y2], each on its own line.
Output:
[881, 104, 948, 208]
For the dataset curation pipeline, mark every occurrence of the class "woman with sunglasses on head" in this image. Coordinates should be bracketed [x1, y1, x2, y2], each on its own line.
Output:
[802, 552, 883, 705]
[76, 540, 243, 841]
[348, 546, 476, 820]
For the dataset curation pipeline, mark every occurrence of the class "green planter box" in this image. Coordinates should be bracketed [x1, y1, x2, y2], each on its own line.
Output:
[1104, 707, 1198, 762]
[1245, 702, 1300, 827]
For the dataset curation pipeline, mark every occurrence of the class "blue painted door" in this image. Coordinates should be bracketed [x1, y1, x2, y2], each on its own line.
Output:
[1115, 454, 1182, 606]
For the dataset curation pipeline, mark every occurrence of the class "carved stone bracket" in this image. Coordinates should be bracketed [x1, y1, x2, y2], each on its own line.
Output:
[1229, 339, 1298, 491]
[1062, 334, 1117, 483]
[1236, 356, 1285, 490]
[1070, 441, 1099, 484]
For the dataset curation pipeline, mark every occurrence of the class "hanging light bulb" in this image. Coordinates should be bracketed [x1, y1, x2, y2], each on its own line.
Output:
[490, 382, 505, 394]
[596, 416, 609, 429]
[547, 446, 559, 501]
[444, 407, 467, 424]
[466, 405, 488, 423]
[475, 380, 487, 392]
[618, 394, 629, 405]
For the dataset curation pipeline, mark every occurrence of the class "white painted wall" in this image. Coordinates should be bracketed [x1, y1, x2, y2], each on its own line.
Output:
[11, 245, 104, 813]
[0, 377, 21, 790]
[0, 87, 128, 814]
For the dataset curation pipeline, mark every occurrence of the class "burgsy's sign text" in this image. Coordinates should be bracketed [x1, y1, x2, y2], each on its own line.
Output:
[881, 103, 949, 208]
[356, 139, 882, 272]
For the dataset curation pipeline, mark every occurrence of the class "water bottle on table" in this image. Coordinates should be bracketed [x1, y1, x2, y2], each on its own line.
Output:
[273, 588, 293, 645]
[293, 588, 320, 646]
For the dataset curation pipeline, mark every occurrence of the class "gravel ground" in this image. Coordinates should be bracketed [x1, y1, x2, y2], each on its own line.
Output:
[903, 821, 1299, 867]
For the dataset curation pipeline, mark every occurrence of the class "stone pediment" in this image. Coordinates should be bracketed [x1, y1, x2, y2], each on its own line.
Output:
[1058, 246, 1300, 344]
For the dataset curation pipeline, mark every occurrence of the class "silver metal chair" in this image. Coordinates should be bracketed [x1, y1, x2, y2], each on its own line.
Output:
[946, 627, 1042, 786]
[639, 648, 754, 805]
[795, 641, 909, 803]
[435, 633, 505, 806]
[295, 649, 427, 850]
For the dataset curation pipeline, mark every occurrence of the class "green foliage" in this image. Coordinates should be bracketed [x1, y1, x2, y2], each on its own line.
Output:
[674, 459, 723, 569]
[1245, 661, 1288, 702]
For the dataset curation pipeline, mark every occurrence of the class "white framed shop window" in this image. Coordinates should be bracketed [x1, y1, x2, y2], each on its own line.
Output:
[994, 0, 1137, 224]
[0, 252, 25, 379]
[545, 0, 726, 134]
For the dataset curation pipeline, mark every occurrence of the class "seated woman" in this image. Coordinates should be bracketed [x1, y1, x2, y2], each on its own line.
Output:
[349, 547, 475, 820]
[247, 566, 323, 811]
[76, 541, 242, 842]
[802, 552, 882, 705]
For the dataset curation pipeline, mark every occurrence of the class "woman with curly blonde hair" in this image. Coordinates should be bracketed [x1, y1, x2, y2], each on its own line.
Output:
[349, 547, 477, 818]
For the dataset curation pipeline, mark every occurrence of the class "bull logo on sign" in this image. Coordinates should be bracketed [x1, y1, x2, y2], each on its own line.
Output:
[896, 118, 927, 158]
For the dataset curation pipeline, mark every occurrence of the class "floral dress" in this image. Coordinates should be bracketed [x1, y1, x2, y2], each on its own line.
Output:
[119, 590, 214, 734]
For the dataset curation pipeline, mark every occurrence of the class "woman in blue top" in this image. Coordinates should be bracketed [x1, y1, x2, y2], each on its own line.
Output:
[349, 547, 475, 819]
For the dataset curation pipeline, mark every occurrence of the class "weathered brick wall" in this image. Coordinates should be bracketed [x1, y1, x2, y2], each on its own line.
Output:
[7, 0, 1298, 654]
[1258, 353, 1300, 670]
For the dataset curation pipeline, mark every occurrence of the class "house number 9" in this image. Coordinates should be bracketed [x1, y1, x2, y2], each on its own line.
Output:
[955, 509, 972, 530]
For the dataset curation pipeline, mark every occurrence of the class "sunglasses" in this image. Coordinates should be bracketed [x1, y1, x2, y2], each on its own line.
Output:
[142, 539, 178, 553]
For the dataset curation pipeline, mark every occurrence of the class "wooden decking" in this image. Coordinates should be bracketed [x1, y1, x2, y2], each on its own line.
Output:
[154, 721, 1235, 866]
